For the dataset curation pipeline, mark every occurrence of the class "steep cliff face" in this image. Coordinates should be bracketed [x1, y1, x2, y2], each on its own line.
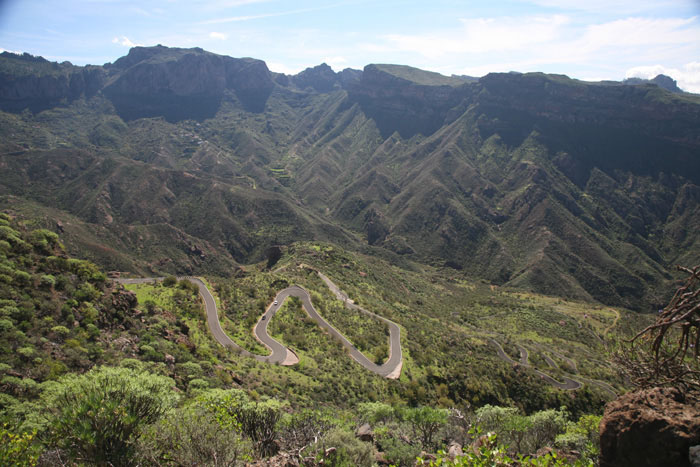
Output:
[224, 57, 275, 112]
[0, 46, 275, 121]
[103, 46, 274, 120]
[476, 72, 700, 150]
[0, 52, 105, 112]
[348, 64, 472, 138]
[291, 63, 341, 92]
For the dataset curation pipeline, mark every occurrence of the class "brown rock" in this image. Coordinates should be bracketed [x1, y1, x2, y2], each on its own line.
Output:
[355, 423, 374, 442]
[447, 441, 463, 459]
[599, 387, 700, 467]
[375, 451, 391, 465]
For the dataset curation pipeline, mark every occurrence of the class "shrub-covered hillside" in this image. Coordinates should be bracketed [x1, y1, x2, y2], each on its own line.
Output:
[0, 212, 630, 465]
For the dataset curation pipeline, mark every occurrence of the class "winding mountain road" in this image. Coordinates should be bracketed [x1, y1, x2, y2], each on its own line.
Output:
[117, 273, 403, 379]
[488, 338, 582, 390]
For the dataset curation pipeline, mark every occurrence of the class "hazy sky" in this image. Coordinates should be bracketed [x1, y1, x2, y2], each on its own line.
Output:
[1, 0, 699, 91]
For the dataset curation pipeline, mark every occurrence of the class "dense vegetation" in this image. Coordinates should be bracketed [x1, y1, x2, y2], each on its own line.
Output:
[0, 45, 696, 465]
[0, 213, 636, 464]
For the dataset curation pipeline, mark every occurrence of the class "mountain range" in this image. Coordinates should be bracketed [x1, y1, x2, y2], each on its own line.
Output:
[1, 45, 699, 311]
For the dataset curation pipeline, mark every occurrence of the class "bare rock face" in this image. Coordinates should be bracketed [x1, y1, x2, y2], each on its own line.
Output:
[599, 387, 700, 467]
[291, 63, 340, 92]
[0, 52, 105, 112]
[104, 45, 273, 120]
[348, 64, 470, 138]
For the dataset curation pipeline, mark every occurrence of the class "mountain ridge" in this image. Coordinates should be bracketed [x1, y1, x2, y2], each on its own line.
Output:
[1, 45, 698, 310]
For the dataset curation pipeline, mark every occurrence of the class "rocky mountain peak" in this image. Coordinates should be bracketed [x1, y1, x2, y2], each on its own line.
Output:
[291, 62, 340, 92]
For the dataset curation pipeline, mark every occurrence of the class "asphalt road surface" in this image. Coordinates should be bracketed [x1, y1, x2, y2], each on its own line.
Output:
[488, 338, 582, 390]
[117, 274, 403, 378]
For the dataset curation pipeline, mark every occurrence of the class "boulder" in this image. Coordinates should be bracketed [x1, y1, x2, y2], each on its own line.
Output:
[599, 387, 700, 467]
[447, 441, 463, 459]
[355, 423, 374, 442]
[690, 445, 700, 466]
[688, 444, 700, 467]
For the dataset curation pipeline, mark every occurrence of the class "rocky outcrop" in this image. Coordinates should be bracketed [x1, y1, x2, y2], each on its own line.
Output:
[0, 46, 275, 120]
[0, 52, 105, 112]
[355, 423, 374, 442]
[623, 74, 682, 93]
[338, 68, 362, 88]
[224, 56, 274, 112]
[477, 72, 700, 151]
[348, 64, 470, 138]
[292, 63, 340, 92]
[599, 387, 700, 467]
[104, 46, 273, 120]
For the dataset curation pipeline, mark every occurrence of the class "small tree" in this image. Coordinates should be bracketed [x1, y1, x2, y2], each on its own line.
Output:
[163, 275, 177, 287]
[526, 407, 568, 452]
[357, 401, 395, 425]
[230, 400, 283, 457]
[404, 406, 448, 450]
[279, 409, 333, 459]
[41, 366, 178, 466]
[137, 403, 251, 466]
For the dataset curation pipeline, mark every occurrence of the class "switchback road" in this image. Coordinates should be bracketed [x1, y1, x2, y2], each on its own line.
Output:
[488, 338, 582, 390]
[117, 273, 403, 379]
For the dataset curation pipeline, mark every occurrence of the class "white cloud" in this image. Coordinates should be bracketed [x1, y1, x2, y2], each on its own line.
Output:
[367, 13, 700, 84]
[209, 32, 227, 40]
[200, 2, 348, 25]
[380, 15, 570, 59]
[626, 62, 700, 93]
[111, 36, 140, 47]
[267, 62, 303, 75]
[0, 48, 23, 54]
[580, 17, 699, 49]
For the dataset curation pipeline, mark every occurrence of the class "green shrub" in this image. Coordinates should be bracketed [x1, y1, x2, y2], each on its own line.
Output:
[85, 323, 100, 339]
[73, 282, 100, 303]
[187, 378, 209, 393]
[11, 270, 30, 285]
[39, 275, 55, 289]
[0, 319, 14, 333]
[0, 424, 40, 467]
[28, 229, 59, 252]
[50, 325, 70, 339]
[404, 406, 448, 450]
[555, 414, 602, 462]
[358, 401, 395, 424]
[41, 366, 178, 466]
[17, 347, 34, 359]
[381, 435, 421, 467]
[177, 361, 203, 380]
[137, 403, 251, 466]
[163, 276, 177, 287]
[321, 427, 374, 467]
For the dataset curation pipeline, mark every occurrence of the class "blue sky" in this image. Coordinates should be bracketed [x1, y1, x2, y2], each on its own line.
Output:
[1, 0, 699, 91]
